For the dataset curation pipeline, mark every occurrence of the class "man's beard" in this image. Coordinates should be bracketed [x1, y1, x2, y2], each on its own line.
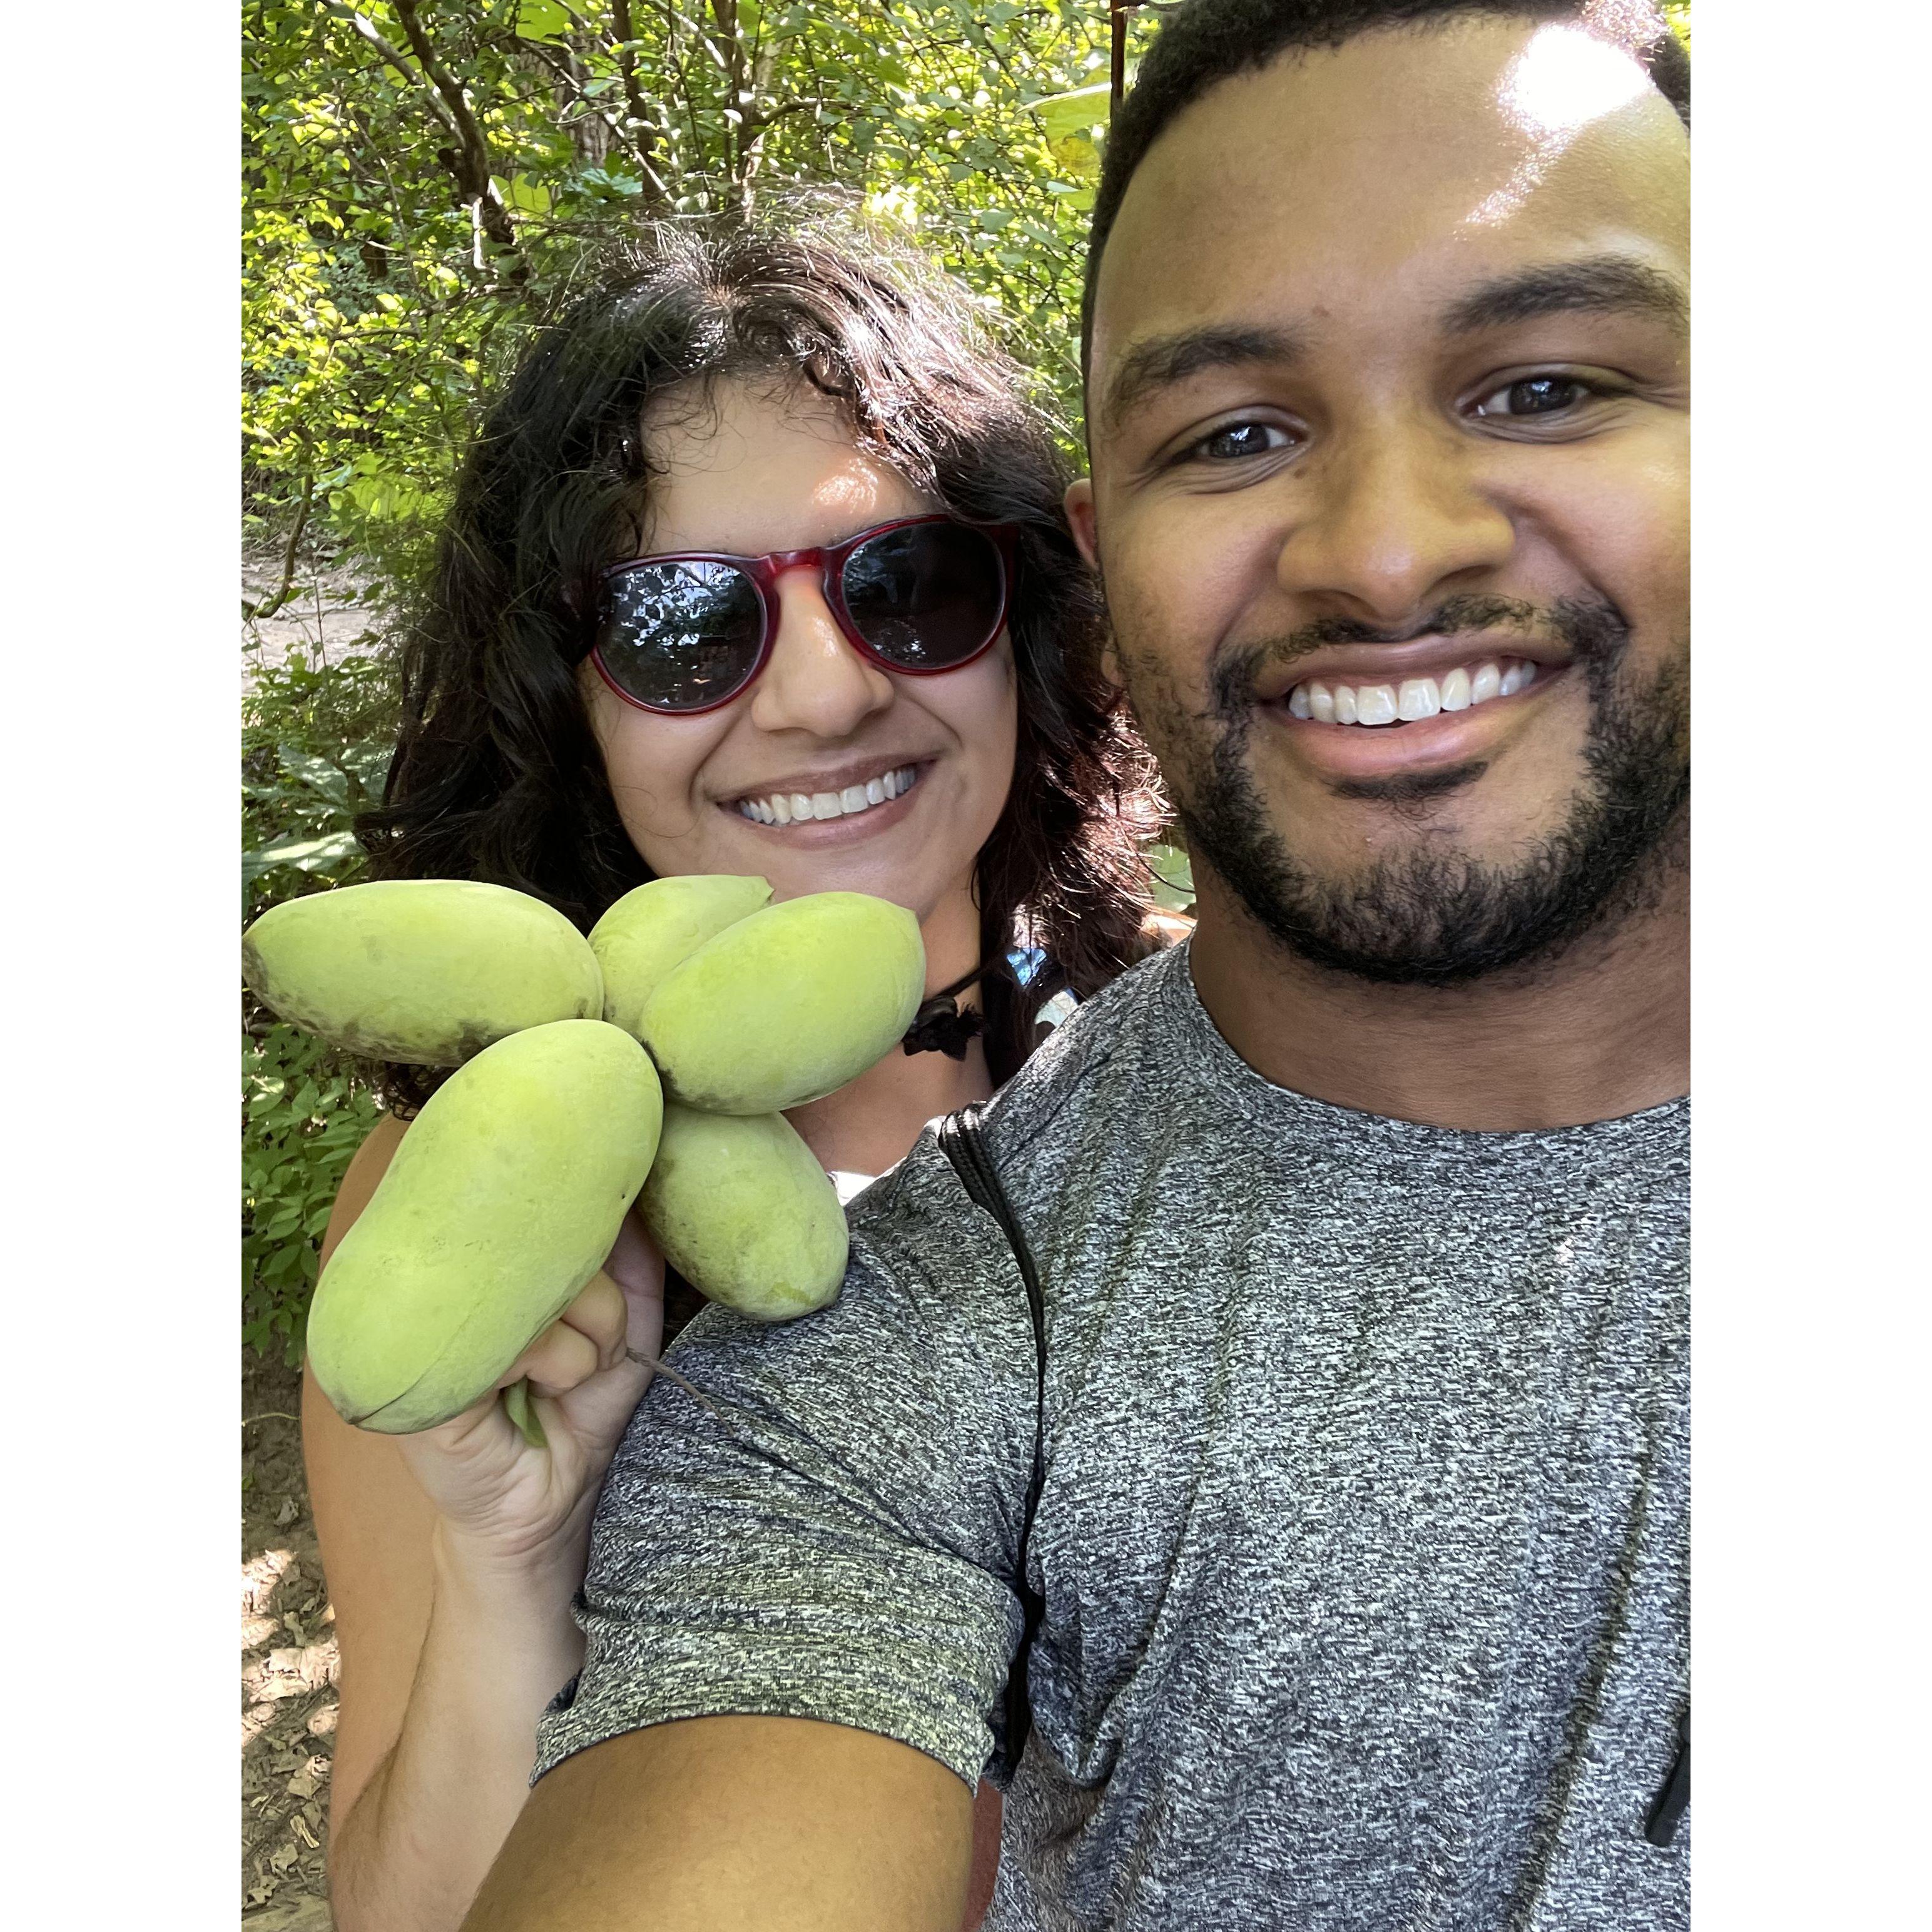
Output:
[1143, 596, 1689, 987]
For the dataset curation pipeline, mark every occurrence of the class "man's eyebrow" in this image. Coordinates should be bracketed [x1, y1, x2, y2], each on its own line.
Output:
[1101, 324, 1306, 438]
[1441, 255, 1689, 335]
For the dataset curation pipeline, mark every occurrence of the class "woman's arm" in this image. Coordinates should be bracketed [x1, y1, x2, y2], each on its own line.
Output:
[322, 1502, 592, 1932]
[464, 1716, 975, 1931]
[305, 1117, 657, 1932]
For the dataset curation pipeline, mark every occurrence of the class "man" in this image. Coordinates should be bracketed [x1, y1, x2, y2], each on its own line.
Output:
[465, 3, 1690, 1926]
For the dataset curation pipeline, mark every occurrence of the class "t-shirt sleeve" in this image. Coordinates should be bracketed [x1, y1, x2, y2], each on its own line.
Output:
[531, 1134, 1040, 1791]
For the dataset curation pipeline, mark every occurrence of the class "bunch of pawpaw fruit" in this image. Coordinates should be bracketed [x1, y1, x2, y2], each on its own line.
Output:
[242, 877, 925, 1440]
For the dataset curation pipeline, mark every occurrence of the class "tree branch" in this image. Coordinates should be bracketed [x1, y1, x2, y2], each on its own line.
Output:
[609, 0, 669, 196]
[243, 469, 315, 622]
[390, 0, 518, 252]
[518, 33, 670, 203]
[318, 2, 457, 143]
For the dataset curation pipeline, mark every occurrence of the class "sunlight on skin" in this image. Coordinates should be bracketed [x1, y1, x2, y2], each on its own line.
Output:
[1465, 23, 1653, 226]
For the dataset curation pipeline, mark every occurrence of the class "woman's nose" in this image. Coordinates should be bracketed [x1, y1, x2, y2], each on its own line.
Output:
[747, 567, 895, 738]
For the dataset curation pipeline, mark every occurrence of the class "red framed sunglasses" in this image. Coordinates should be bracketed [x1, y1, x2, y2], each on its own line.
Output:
[591, 513, 1020, 716]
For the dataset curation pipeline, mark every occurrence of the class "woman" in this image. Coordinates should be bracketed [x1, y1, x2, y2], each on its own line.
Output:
[302, 208, 1164, 1932]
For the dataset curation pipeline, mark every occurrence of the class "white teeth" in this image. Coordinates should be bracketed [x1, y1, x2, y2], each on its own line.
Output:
[1355, 684, 1399, 726]
[737, 765, 918, 825]
[1397, 678, 1440, 721]
[1286, 655, 1547, 726]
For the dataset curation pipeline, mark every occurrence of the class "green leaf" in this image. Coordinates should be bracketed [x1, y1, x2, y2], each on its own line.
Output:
[1029, 83, 1109, 143]
[514, 0, 573, 43]
[1142, 842, 1196, 913]
[242, 831, 362, 882]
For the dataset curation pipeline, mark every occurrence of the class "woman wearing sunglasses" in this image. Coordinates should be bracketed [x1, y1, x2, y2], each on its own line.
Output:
[300, 207, 1164, 1932]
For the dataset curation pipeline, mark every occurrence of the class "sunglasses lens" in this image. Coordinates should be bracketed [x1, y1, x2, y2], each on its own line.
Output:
[841, 524, 1006, 671]
[595, 562, 764, 711]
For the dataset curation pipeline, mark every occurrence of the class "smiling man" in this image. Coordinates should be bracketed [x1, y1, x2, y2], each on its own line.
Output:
[462, 6, 1690, 1929]
[1072, 4, 1689, 1117]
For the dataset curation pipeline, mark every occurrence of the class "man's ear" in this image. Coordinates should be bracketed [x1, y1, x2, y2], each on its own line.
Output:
[1064, 477, 1100, 571]
[1065, 477, 1126, 685]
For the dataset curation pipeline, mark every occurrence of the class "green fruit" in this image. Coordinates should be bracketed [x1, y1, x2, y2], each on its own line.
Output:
[589, 875, 772, 1040]
[642, 1104, 847, 1321]
[308, 1020, 661, 1432]
[639, 892, 926, 1114]
[243, 879, 602, 1066]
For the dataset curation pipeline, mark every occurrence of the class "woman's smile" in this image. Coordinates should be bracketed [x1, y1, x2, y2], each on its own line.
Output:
[723, 756, 929, 833]
[586, 379, 1018, 923]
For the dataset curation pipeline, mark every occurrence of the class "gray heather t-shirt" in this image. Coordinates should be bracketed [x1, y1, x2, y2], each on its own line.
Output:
[536, 942, 1689, 1930]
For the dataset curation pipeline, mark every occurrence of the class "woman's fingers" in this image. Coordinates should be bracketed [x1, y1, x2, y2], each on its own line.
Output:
[504, 1312, 604, 1397]
[554, 1269, 631, 1370]
[484, 1264, 652, 1413]
[604, 1208, 666, 1299]
[604, 1209, 668, 1358]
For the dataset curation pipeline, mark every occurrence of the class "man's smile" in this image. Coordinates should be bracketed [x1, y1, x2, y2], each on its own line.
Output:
[1256, 651, 1571, 781]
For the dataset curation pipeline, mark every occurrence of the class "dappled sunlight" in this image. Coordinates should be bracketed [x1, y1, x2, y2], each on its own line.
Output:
[242, 1544, 338, 1753]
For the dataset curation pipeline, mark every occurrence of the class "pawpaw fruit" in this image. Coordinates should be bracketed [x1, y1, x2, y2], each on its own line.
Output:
[589, 875, 771, 1040]
[639, 892, 925, 1114]
[641, 1104, 847, 1321]
[243, 879, 602, 1066]
[307, 1019, 661, 1432]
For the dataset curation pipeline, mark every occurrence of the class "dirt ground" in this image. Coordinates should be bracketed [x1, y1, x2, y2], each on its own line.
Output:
[243, 546, 388, 692]
[242, 1345, 338, 1929]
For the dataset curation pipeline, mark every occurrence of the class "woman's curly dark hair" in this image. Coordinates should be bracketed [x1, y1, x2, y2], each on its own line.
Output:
[357, 201, 1167, 1106]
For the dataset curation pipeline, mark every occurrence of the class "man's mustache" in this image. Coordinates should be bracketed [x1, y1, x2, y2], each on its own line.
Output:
[1206, 594, 1632, 720]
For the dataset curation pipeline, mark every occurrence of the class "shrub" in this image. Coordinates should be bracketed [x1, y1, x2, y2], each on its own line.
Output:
[243, 643, 399, 1364]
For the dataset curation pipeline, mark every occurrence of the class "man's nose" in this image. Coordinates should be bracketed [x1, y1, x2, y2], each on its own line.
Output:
[1274, 413, 1515, 624]
[747, 567, 895, 738]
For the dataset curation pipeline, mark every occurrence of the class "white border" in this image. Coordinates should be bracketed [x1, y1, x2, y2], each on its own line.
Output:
[3, 1, 236, 1918]
[8, 1, 1930, 1921]
[1697, 0, 1929, 1921]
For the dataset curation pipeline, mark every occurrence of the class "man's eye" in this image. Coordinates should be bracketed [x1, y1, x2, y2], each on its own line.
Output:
[1472, 375, 1593, 419]
[1189, 421, 1293, 462]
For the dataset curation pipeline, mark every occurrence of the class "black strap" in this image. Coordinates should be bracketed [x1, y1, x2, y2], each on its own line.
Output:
[937, 1105, 1047, 1773]
[1644, 1704, 1690, 1846]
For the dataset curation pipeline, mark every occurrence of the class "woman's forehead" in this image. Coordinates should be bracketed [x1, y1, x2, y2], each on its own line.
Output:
[636, 374, 935, 556]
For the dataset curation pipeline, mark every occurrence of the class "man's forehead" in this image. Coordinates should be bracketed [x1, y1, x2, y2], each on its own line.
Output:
[1088, 18, 1688, 404]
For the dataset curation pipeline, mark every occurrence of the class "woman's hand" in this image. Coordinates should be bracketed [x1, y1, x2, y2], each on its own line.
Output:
[377, 1207, 666, 1569]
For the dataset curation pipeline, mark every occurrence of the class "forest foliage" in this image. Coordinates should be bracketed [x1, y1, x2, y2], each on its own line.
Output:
[243, 0, 1154, 602]
[242, 0, 1689, 1361]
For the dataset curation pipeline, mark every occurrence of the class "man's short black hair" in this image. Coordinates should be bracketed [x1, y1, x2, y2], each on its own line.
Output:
[1084, 0, 1690, 367]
